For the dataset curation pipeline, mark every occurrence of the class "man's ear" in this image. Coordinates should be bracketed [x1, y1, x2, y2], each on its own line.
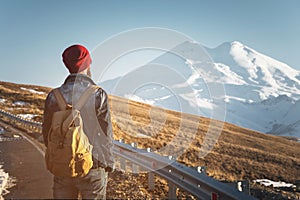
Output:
[87, 67, 92, 78]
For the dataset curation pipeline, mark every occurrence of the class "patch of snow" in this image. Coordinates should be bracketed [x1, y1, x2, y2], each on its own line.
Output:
[0, 99, 6, 104]
[180, 92, 215, 109]
[0, 165, 9, 199]
[214, 63, 247, 85]
[190, 40, 199, 44]
[135, 133, 151, 138]
[153, 95, 172, 101]
[20, 87, 45, 95]
[16, 114, 38, 120]
[230, 42, 258, 81]
[224, 95, 247, 103]
[254, 179, 295, 188]
[124, 94, 155, 105]
[185, 59, 195, 66]
[13, 101, 27, 106]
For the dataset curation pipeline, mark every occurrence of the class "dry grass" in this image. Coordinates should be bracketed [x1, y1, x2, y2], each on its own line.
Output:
[0, 81, 49, 121]
[0, 80, 299, 184]
[109, 95, 300, 183]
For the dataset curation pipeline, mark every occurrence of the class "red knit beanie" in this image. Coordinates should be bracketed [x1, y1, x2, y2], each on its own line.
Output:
[62, 44, 92, 73]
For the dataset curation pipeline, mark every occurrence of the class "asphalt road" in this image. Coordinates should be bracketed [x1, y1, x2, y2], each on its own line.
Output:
[0, 121, 53, 199]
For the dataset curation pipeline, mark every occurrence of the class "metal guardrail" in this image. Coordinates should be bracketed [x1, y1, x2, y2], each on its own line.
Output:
[114, 142, 256, 200]
[0, 109, 42, 132]
[0, 109, 257, 200]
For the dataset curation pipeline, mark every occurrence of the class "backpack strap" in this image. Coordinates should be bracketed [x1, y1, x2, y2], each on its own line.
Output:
[53, 88, 68, 111]
[74, 85, 99, 110]
[61, 85, 99, 130]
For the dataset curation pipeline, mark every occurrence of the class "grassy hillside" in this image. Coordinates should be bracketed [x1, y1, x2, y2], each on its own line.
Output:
[0, 80, 299, 184]
[109, 95, 300, 183]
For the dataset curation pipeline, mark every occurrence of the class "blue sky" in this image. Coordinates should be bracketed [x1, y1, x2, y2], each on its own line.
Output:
[1, 0, 299, 87]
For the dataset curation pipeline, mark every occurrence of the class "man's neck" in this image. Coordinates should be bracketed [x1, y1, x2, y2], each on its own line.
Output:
[76, 67, 91, 78]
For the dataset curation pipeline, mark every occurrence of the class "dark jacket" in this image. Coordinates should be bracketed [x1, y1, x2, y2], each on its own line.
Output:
[42, 74, 114, 170]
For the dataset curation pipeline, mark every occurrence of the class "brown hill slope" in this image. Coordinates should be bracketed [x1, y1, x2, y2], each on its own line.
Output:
[0, 80, 299, 184]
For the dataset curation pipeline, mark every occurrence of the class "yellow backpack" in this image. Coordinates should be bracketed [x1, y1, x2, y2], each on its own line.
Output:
[45, 85, 98, 177]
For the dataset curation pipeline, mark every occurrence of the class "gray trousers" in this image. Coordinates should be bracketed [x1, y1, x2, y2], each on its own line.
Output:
[53, 168, 108, 199]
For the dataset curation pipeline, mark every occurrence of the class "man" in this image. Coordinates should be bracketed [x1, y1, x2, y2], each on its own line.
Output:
[42, 44, 114, 199]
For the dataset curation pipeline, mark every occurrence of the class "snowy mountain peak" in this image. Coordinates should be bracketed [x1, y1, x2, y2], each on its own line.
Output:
[231, 41, 243, 46]
[100, 40, 300, 138]
[229, 41, 298, 75]
[206, 41, 300, 101]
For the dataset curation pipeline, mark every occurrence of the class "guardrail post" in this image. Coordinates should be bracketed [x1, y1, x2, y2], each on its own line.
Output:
[120, 158, 126, 172]
[147, 147, 155, 190]
[168, 181, 177, 200]
[117, 139, 126, 171]
[132, 162, 139, 174]
[131, 143, 139, 174]
[148, 171, 155, 190]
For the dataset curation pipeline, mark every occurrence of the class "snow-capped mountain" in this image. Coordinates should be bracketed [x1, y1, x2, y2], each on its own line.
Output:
[99, 41, 300, 138]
